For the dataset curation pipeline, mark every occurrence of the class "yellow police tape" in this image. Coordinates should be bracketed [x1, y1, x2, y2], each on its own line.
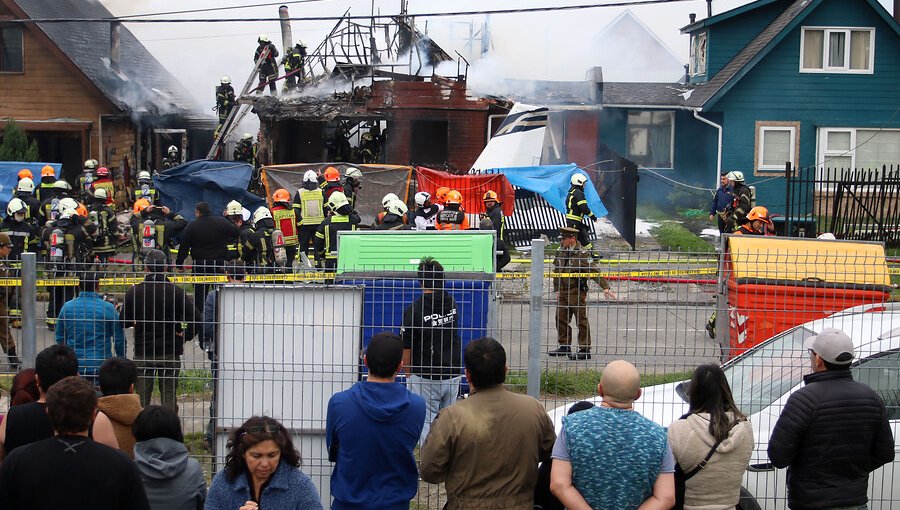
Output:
[510, 258, 718, 265]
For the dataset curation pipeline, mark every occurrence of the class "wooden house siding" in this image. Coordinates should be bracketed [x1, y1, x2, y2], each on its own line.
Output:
[708, 0, 900, 213]
[704, 3, 787, 79]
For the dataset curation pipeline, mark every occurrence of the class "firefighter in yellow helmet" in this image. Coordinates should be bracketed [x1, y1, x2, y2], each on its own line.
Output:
[313, 191, 360, 270]
[481, 190, 507, 244]
[436, 190, 469, 230]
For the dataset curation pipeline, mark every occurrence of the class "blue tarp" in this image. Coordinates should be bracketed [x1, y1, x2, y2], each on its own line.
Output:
[0, 162, 61, 213]
[486, 164, 609, 218]
[154, 160, 265, 221]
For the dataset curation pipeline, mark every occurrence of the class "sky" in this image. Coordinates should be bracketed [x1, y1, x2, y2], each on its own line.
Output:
[98, 0, 896, 111]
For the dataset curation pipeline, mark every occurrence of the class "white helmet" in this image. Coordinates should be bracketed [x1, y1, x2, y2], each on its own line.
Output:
[167, 145, 178, 154]
[345, 167, 363, 179]
[138, 171, 151, 181]
[571, 173, 588, 186]
[17, 177, 34, 193]
[252, 206, 272, 223]
[258, 34, 270, 43]
[414, 191, 431, 207]
[220, 75, 231, 84]
[381, 193, 399, 209]
[52, 180, 72, 190]
[241, 133, 253, 141]
[303, 170, 318, 183]
[58, 197, 79, 217]
[93, 188, 108, 200]
[225, 200, 243, 216]
[83, 159, 97, 170]
[726, 170, 745, 182]
[386, 199, 408, 217]
[328, 191, 350, 211]
[7, 198, 26, 217]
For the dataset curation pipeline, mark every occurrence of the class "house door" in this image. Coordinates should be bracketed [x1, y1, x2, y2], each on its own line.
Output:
[29, 130, 84, 184]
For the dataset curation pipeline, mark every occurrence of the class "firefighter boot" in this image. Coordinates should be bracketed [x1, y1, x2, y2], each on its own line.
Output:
[8, 346, 21, 370]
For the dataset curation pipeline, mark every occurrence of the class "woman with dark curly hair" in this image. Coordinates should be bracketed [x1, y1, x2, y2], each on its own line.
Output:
[205, 416, 322, 510]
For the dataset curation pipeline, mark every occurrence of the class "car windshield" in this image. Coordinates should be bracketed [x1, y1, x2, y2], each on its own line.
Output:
[724, 326, 814, 415]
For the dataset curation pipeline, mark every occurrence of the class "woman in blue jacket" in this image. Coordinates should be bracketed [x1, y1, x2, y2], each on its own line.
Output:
[205, 416, 322, 510]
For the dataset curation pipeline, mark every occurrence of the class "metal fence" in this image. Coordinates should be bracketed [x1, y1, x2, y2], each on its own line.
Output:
[0, 239, 898, 509]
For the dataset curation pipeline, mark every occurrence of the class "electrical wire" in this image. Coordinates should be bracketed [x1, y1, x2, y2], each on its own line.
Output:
[119, 0, 335, 19]
[9, 0, 701, 24]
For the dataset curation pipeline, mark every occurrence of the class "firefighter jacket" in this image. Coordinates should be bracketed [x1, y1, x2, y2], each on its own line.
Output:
[271, 203, 299, 246]
[730, 183, 752, 226]
[41, 217, 94, 265]
[565, 186, 596, 223]
[552, 243, 609, 294]
[0, 217, 38, 261]
[35, 181, 57, 203]
[376, 213, 406, 230]
[226, 222, 259, 264]
[131, 207, 187, 253]
[255, 42, 279, 75]
[39, 194, 67, 223]
[293, 188, 325, 226]
[313, 209, 360, 261]
[87, 202, 118, 254]
[484, 203, 506, 242]
[320, 181, 344, 202]
[233, 140, 256, 166]
[253, 218, 277, 266]
[413, 205, 441, 230]
[92, 179, 115, 203]
[343, 178, 360, 208]
[216, 84, 236, 112]
[15, 192, 41, 222]
[283, 46, 305, 75]
[133, 183, 158, 205]
[436, 206, 469, 230]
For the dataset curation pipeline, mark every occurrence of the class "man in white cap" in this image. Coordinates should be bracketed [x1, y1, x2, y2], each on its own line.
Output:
[768, 328, 894, 510]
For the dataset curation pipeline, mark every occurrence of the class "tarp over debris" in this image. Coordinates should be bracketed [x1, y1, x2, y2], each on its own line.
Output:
[262, 163, 413, 225]
[154, 160, 264, 221]
[485, 164, 608, 218]
[416, 167, 515, 216]
[0, 161, 61, 213]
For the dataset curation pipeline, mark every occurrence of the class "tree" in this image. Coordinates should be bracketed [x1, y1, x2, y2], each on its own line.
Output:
[0, 119, 40, 162]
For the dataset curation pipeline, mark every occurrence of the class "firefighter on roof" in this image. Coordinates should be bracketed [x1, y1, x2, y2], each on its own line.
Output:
[283, 41, 306, 92]
[255, 34, 279, 95]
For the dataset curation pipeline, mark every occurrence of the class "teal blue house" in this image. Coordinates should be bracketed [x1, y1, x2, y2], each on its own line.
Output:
[594, 0, 900, 215]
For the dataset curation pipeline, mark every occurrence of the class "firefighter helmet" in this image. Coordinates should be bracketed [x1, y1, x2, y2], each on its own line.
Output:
[386, 200, 408, 217]
[220, 75, 231, 84]
[570, 173, 588, 186]
[96, 166, 110, 178]
[414, 191, 431, 207]
[138, 171, 151, 181]
[258, 34, 270, 43]
[483, 190, 499, 202]
[345, 167, 362, 179]
[17, 169, 33, 180]
[75, 204, 88, 217]
[167, 145, 178, 154]
[83, 160, 97, 171]
[93, 188, 108, 200]
[273, 188, 291, 202]
[382, 193, 399, 208]
[58, 198, 79, 217]
[7, 198, 26, 217]
[52, 180, 71, 190]
[241, 133, 253, 141]
[133, 199, 151, 214]
[225, 200, 243, 216]
[435, 187, 450, 203]
[328, 191, 350, 211]
[41, 166, 55, 178]
[252, 206, 272, 223]
[446, 190, 463, 205]
[17, 178, 34, 193]
[726, 171, 745, 182]
[746, 206, 773, 225]
[324, 167, 340, 182]
[303, 170, 318, 183]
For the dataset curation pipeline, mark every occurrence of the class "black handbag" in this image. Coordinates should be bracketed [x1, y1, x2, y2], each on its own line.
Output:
[673, 417, 740, 510]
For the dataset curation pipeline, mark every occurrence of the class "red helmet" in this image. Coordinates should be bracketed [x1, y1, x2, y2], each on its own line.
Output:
[96, 166, 110, 178]
[324, 167, 340, 182]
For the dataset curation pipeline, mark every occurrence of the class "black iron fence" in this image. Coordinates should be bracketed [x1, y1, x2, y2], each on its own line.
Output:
[785, 164, 900, 246]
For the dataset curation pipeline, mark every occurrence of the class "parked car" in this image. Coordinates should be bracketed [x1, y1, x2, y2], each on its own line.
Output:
[548, 302, 900, 510]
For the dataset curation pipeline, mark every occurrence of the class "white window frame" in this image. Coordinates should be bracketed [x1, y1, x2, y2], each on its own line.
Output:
[626, 110, 675, 170]
[689, 31, 708, 77]
[818, 128, 856, 172]
[758, 126, 797, 171]
[800, 26, 875, 74]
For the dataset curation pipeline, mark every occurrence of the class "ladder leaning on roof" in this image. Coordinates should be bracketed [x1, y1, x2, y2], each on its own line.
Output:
[206, 46, 272, 160]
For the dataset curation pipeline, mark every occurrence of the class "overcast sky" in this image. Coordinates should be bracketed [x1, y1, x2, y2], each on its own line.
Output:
[98, 0, 896, 109]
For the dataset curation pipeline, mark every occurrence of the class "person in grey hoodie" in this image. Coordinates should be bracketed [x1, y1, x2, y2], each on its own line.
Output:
[133, 405, 207, 510]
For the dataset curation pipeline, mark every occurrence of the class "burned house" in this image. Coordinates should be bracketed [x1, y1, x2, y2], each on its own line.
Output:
[0, 0, 216, 188]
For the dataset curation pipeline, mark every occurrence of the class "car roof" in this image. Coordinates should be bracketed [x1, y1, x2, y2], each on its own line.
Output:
[791, 303, 900, 360]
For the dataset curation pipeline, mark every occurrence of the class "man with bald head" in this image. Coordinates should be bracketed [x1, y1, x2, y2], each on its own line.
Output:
[550, 360, 676, 510]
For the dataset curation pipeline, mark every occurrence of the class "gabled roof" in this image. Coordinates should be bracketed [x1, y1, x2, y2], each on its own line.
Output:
[5, 0, 206, 118]
[686, 0, 900, 109]
[680, 0, 784, 33]
[591, 10, 685, 83]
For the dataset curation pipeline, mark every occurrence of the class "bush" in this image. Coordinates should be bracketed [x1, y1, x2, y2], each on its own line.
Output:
[0, 119, 40, 162]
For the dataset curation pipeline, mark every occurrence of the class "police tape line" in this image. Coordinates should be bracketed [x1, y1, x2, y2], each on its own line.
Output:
[509, 258, 719, 265]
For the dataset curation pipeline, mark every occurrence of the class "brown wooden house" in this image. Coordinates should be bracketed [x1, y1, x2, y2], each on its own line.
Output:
[0, 0, 215, 191]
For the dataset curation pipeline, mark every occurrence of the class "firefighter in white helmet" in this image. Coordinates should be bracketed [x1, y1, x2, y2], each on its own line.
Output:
[313, 191, 360, 270]
[565, 172, 598, 257]
[134, 170, 158, 205]
[162, 145, 181, 171]
[412, 191, 440, 230]
[215, 75, 236, 129]
[234, 133, 256, 166]
[254, 34, 279, 95]
[293, 170, 325, 262]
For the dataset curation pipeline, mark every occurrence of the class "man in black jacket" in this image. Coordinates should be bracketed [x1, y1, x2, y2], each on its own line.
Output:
[121, 249, 200, 412]
[400, 257, 462, 444]
[176, 202, 241, 308]
[768, 328, 895, 510]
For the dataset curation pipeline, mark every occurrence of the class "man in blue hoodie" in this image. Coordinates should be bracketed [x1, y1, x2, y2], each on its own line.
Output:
[326, 332, 426, 510]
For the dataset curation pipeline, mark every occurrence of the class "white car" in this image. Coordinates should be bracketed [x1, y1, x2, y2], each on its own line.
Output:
[548, 303, 900, 510]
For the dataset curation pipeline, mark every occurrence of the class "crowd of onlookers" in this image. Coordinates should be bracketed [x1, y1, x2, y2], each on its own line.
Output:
[0, 322, 895, 510]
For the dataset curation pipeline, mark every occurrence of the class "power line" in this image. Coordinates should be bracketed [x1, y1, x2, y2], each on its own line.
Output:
[119, 0, 335, 19]
[9, 0, 700, 24]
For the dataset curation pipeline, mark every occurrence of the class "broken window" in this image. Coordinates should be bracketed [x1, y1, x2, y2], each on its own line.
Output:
[689, 32, 707, 76]
[0, 25, 23, 73]
[627, 111, 673, 169]
[410, 120, 448, 165]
